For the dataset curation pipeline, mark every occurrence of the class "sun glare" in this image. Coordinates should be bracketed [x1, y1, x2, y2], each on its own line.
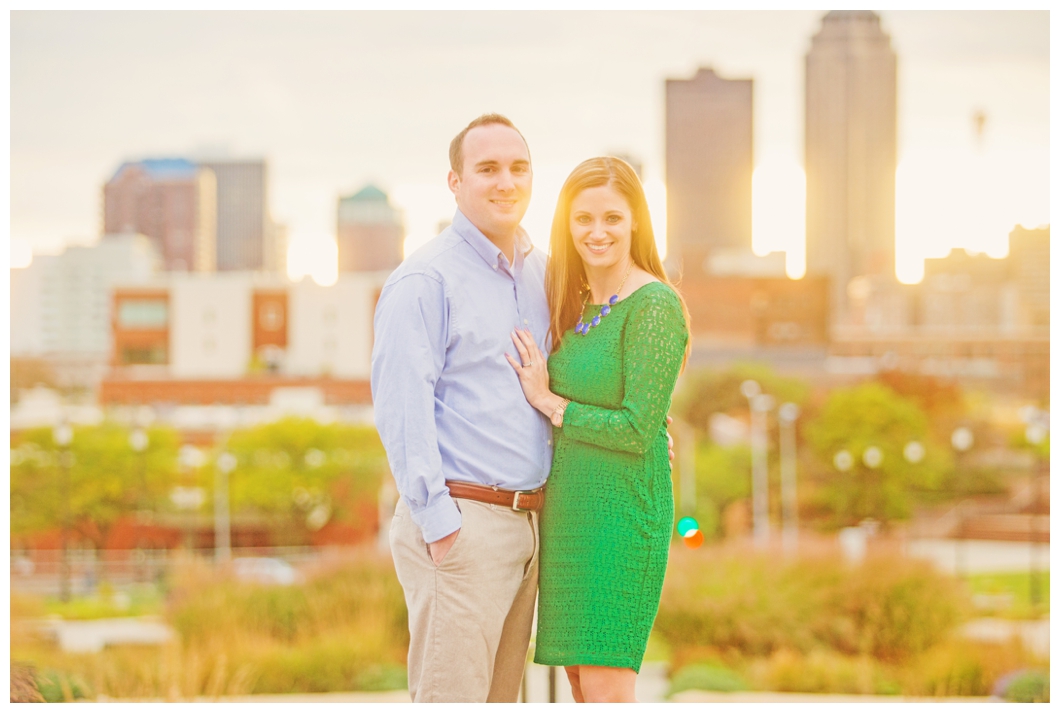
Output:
[286, 234, 337, 286]
[752, 160, 806, 278]
[11, 238, 33, 269]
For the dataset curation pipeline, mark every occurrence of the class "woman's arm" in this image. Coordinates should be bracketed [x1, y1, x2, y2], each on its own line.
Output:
[560, 288, 687, 454]
[507, 286, 688, 455]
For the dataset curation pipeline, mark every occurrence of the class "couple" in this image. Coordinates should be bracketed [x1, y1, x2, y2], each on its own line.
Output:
[371, 114, 690, 703]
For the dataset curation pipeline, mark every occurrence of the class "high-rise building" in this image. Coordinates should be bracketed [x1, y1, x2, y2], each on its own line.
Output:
[336, 185, 405, 272]
[805, 11, 897, 326]
[1008, 225, 1049, 328]
[103, 159, 216, 272]
[665, 67, 754, 281]
[200, 159, 273, 272]
[10, 234, 161, 389]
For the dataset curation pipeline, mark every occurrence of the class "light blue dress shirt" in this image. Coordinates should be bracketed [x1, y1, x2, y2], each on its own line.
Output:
[371, 210, 553, 543]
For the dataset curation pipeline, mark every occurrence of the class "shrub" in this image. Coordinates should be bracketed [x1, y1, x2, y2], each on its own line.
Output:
[668, 663, 749, 696]
[11, 548, 411, 699]
[900, 640, 1046, 698]
[1002, 669, 1050, 703]
[655, 546, 968, 664]
[744, 648, 899, 695]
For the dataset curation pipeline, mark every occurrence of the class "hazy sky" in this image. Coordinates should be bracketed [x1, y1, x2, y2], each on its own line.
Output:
[10, 10, 1050, 283]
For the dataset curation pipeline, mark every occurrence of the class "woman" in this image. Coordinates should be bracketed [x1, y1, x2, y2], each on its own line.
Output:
[505, 157, 690, 702]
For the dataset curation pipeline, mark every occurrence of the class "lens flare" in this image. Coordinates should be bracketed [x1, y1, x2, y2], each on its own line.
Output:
[682, 530, 704, 549]
[676, 516, 699, 537]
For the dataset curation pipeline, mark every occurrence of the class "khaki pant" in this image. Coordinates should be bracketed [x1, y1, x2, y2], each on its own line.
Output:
[390, 497, 540, 702]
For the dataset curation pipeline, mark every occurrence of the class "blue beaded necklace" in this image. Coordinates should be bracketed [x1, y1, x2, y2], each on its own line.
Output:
[574, 262, 633, 336]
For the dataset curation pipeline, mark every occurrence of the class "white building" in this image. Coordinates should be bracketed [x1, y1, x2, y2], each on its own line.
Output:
[10, 234, 160, 389]
[110, 271, 388, 381]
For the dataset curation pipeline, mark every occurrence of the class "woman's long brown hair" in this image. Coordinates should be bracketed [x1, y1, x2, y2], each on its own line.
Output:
[545, 156, 691, 366]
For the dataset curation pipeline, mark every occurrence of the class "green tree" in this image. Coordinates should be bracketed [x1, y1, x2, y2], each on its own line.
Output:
[804, 382, 951, 528]
[206, 418, 391, 543]
[681, 441, 753, 540]
[10, 424, 181, 549]
[673, 362, 810, 436]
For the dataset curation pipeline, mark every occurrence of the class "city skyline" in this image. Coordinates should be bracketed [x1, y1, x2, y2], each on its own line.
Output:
[11, 11, 1049, 285]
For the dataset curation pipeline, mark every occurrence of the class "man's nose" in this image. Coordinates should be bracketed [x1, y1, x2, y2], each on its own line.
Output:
[496, 170, 516, 192]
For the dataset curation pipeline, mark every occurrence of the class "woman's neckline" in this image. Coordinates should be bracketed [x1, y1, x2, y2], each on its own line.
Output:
[584, 280, 665, 308]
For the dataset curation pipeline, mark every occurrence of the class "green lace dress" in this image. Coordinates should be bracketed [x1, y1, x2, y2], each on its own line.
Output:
[534, 281, 688, 672]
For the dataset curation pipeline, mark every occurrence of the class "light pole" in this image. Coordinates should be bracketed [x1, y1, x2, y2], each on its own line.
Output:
[215, 452, 237, 564]
[130, 428, 148, 511]
[1023, 412, 1048, 610]
[951, 427, 974, 577]
[741, 380, 773, 548]
[52, 422, 73, 602]
[778, 403, 800, 554]
[175, 445, 206, 552]
[673, 418, 697, 518]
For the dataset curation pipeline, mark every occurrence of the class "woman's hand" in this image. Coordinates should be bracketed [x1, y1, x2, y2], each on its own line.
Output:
[505, 328, 561, 416]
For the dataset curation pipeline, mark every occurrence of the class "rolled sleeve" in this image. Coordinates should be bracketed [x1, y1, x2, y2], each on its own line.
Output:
[371, 272, 462, 542]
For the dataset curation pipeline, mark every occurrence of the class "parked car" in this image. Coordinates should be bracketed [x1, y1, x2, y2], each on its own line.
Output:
[231, 557, 303, 586]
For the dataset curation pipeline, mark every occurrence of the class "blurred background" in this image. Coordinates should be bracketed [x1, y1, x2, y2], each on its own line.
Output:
[8, 9, 1049, 703]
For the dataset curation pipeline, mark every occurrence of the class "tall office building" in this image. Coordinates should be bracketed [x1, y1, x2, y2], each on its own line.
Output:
[805, 11, 897, 325]
[103, 159, 216, 272]
[200, 159, 274, 272]
[1007, 225, 1049, 328]
[665, 67, 754, 281]
[336, 185, 405, 272]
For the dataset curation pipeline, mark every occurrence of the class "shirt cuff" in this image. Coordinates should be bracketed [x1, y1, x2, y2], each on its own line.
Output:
[411, 494, 463, 544]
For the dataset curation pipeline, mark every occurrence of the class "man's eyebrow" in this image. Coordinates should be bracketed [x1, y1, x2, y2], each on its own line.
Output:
[472, 158, 530, 168]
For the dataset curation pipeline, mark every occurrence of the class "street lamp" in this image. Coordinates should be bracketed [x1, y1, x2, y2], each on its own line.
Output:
[52, 422, 73, 602]
[951, 426, 974, 577]
[130, 428, 148, 513]
[778, 403, 800, 554]
[741, 380, 773, 548]
[1024, 413, 1048, 609]
[175, 445, 207, 552]
[215, 452, 237, 564]
[903, 441, 925, 464]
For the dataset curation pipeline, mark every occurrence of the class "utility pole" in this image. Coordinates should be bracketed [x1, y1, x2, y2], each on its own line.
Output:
[778, 403, 800, 554]
[741, 381, 773, 548]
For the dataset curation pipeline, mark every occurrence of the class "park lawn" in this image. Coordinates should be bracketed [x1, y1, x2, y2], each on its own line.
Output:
[966, 571, 1050, 619]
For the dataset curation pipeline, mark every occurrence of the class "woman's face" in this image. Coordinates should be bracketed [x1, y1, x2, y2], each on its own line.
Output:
[569, 184, 636, 274]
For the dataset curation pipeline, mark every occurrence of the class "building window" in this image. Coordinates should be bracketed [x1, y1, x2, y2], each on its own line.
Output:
[118, 300, 168, 328]
[122, 346, 167, 364]
[259, 302, 284, 331]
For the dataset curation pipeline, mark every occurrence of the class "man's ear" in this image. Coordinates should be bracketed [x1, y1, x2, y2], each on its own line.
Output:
[447, 170, 460, 196]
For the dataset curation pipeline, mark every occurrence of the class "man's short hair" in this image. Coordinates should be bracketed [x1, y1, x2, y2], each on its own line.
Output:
[449, 113, 530, 176]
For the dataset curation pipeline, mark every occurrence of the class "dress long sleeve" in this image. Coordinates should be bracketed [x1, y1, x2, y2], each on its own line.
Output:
[560, 285, 688, 455]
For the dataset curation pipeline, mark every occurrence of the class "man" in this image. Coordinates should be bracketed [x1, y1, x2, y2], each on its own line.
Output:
[371, 114, 549, 702]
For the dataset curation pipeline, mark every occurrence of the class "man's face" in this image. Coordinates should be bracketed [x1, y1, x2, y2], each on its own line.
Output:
[448, 123, 532, 241]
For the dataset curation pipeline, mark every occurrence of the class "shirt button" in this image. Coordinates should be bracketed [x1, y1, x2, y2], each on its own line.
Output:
[548, 439, 552, 445]
[523, 319, 528, 324]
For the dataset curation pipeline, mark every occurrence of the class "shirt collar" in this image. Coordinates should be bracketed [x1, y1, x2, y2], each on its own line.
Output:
[452, 209, 534, 271]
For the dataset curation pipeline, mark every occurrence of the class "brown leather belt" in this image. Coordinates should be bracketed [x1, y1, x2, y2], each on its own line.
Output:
[444, 480, 544, 513]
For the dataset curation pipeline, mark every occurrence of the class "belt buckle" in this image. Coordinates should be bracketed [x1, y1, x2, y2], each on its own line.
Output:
[511, 491, 534, 512]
